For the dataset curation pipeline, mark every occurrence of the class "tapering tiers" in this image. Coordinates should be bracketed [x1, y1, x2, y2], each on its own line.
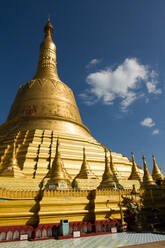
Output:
[128, 152, 141, 182]
[0, 18, 161, 230]
[0, 140, 24, 178]
[34, 18, 59, 80]
[141, 154, 156, 189]
[98, 149, 116, 189]
[109, 150, 117, 179]
[76, 147, 96, 179]
[0, 19, 144, 189]
[152, 153, 164, 182]
[72, 147, 99, 190]
[6, 19, 89, 137]
[46, 139, 71, 189]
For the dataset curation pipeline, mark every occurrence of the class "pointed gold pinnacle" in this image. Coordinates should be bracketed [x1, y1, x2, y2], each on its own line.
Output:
[142, 154, 155, 189]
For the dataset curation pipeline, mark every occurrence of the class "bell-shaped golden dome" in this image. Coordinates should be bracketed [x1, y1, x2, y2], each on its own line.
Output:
[0, 19, 144, 182]
[6, 19, 90, 138]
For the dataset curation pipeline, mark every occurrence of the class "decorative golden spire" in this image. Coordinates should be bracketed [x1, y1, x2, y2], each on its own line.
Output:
[0, 139, 24, 178]
[46, 139, 71, 189]
[44, 15, 53, 38]
[6, 18, 87, 138]
[51, 139, 68, 179]
[152, 153, 163, 182]
[141, 154, 155, 189]
[76, 147, 95, 179]
[109, 150, 117, 178]
[11, 140, 17, 165]
[128, 152, 141, 182]
[34, 17, 59, 80]
[98, 148, 116, 189]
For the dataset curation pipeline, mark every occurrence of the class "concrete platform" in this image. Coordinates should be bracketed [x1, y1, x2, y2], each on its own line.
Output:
[0, 232, 165, 247]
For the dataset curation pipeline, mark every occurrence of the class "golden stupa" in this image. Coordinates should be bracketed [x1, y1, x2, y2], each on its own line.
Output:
[0, 19, 143, 184]
[0, 19, 148, 231]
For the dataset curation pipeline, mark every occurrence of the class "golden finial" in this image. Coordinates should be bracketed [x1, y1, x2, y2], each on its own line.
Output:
[76, 147, 95, 179]
[34, 17, 58, 80]
[142, 154, 145, 161]
[56, 137, 60, 152]
[141, 154, 155, 189]
[109, 150, 112, 163]
[0, 138, 25, 178]
[45, 138, 71, 189]
[128, 152, 141, 182]
[49, 138, 69, 181]
[83, 147, 86, 161]
[131, 152, 135, 162]
[12, 138, 17, 165]
[98, 147, 116, 189]
[152, 153, 163, 182]
[109, 149, 114, 168]
[104, 147, 109, 164]
[109, 149, 117, 177]
[44, 16, 54, 38]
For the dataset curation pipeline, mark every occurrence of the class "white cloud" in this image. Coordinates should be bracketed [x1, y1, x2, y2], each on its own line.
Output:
[146, 82, 162, 94]
[140, 117, 155, 128]
[81, 58, 162, 111]
[152, 129, 159, 135]
[146, 70, 162, 95]
[86, 58, 101, 68]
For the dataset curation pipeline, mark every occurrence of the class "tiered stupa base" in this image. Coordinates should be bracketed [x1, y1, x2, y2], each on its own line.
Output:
[0, 129, 143, 187]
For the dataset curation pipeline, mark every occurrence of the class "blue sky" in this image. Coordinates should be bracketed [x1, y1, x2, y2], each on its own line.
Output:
[0, 0, 165, 173]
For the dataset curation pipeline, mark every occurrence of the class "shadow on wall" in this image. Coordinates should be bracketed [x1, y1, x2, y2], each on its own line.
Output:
[83, 190, 96, 223]
[26, 178, 45, 228]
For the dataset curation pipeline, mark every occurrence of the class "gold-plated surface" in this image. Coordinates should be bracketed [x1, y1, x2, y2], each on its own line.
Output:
[5, 19, 90, 139]
[141, 155, 156, 189]
[0, 140, 24, 178]
[0, 188, 132, 226]
[0, 129, 143, 180]
[46, 139, 71, 189]
[73, 147, 99, 189]
[0, 19, 144, 181]
[128, 152, 142, 182]
[34, 18, 58, 80]
[0, 19, 147, 227]
[152, 153, 164, 181]
[109, 149, 117, 178]
[76, 147, 96, 179]
[98, 149, 116, 189]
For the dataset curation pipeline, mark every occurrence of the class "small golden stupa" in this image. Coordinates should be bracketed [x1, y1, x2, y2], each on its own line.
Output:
[128, 152, 142, 182]
[152, 153, 164, 182]
[45, 138, 72, 190]
[98, 148, 116, 189]
[141, 155, 156, 189]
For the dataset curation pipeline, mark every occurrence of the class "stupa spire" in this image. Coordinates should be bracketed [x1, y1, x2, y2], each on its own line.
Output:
[76, 147, 95, 179]
[46, 139, 71, 189]
[0, 139, 24, 178]
[109, 150, 117, 178]
[51, 139, 67, 179]
[98, 148, 116, 189]
[6, 18, 87, 137]
[44, 15, 53, 38]
[141, 154, 155, 189]
[128, 152, 141, 182]
[152, 153, 163, 182]
[34, 17, 59, 80]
